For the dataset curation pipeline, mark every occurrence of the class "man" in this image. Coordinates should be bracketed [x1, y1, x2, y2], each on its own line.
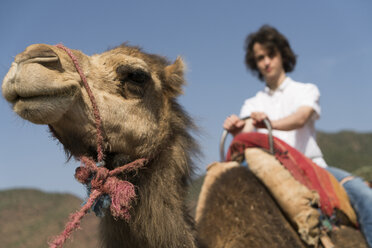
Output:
[224, 25, 372, 247]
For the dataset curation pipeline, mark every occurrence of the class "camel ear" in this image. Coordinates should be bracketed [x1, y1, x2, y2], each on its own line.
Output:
[163, 57, 186, 98]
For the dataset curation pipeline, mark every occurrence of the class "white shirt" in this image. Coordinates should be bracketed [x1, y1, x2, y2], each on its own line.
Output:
[239, 77, 328, 168]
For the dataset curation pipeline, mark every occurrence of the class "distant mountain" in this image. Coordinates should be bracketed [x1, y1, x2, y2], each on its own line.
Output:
[0, 189, 99, 248]
[317, 130, 372, 180]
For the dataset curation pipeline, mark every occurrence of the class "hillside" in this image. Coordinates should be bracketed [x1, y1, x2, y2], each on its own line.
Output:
[0, 189, 99, 248]
[317, 130, 372, 180]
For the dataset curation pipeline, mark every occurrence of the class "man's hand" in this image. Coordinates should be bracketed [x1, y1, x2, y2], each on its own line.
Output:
[251, 112, 270, 129]
[223, 114, 246, 136]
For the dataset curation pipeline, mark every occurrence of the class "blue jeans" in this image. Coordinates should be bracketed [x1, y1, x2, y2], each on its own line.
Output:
[326, 166, 372, 248]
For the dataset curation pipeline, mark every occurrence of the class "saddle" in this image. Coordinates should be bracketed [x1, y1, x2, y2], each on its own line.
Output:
[225, 132, 358, 246]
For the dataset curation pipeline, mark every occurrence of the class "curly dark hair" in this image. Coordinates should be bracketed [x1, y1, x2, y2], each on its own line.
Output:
[244, 25, 297, 81]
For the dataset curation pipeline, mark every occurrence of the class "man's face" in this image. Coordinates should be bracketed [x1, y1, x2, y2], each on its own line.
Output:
[253, 42, 285, 83]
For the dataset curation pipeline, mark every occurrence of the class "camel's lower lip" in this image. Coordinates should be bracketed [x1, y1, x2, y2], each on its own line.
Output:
[13, 93, 78, 124]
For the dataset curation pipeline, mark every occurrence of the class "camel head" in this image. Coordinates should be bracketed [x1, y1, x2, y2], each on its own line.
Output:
[2, 43, 190, 161]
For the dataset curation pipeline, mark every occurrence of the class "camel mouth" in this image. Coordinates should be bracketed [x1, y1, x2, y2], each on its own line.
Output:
[17, 87, 75, 99]
[12, 86, 78, 104]
[15, 94, 70, 104]
[14, 93, 70, 106]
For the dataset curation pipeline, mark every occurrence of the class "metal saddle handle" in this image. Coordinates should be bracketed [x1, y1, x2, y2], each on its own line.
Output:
[219, 116, 274, 162]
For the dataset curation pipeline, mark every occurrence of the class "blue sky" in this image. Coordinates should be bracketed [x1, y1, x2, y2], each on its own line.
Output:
[1, 0, 371, 198]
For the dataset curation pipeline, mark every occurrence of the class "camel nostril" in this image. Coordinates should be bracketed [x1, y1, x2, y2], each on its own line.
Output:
[25, 56, 59, 64]
[15, 44, 64, 72]
[15, 44, 60, 64]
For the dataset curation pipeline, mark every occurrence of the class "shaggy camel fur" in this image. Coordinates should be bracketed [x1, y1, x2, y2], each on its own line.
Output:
[2, 43, 199, 248]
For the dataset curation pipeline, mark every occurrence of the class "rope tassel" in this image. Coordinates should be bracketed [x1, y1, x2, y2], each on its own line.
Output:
[49, 157, 147, 248]
[107, 178, 136, 220]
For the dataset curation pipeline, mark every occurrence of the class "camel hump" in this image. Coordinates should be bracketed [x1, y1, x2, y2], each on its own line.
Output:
[196, 163, 307, 248]
[195, 161, 240, 222]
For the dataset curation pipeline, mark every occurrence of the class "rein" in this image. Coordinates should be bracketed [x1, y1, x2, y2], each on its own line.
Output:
[55, 44, 104, 161]
[49, 44, 147, 248]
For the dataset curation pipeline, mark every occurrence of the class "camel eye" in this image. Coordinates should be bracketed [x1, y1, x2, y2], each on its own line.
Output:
[116, 65, 150, 86]
[116, 65, 150, 99]
[127, 71, 150, 85]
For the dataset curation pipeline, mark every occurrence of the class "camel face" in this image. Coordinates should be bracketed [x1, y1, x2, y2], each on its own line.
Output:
[2, 43, 186, 158]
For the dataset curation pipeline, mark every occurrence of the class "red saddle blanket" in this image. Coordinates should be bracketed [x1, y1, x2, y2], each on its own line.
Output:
[226, 132, 340, 217]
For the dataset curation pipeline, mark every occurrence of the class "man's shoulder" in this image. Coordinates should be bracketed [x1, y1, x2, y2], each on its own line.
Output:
[242, 89, 266, 106]
[287, 78, 319, 92]
[250, 89, 268, 101]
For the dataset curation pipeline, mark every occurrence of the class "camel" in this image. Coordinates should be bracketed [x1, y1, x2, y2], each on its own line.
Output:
[2, 43, 368, 248]
[2, 43, 199, 248]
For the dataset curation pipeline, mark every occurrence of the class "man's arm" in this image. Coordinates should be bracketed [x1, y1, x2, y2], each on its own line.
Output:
[271, 106, 315, 131]
[224, 105, 314, 135]
[252, 106, 315, 131]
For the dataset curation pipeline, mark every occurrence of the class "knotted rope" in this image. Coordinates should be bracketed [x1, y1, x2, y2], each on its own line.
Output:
[49, 44, 147, 248]
[49, 157, 147, 248]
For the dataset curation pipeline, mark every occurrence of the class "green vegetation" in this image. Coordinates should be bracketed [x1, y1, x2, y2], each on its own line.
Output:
[317, 131, 372, 181]
[353, 166, 372, 182]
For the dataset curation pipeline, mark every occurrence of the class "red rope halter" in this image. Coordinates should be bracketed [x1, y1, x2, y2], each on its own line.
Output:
[49, 44, 147, 248]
